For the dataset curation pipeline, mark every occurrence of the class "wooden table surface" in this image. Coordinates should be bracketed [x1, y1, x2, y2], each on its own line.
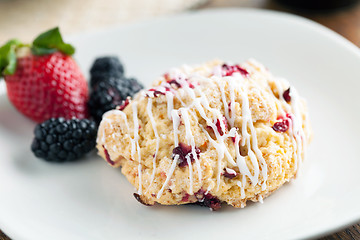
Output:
[1, 0, 360, 239]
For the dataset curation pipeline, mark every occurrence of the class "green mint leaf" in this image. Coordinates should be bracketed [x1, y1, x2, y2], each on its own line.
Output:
[0, 39, 21, 77]
[32, 27, 75, 56]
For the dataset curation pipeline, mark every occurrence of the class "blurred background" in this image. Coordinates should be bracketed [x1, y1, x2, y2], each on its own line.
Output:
[1, 0, 360, 46]
[1, 0, 360, 239]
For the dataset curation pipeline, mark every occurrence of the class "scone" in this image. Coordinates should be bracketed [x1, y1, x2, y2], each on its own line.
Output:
[96, 59, 311, 210]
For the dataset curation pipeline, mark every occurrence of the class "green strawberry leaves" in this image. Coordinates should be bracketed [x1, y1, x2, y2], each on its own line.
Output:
[0, 27, 75, 77]
[32, 27, 75, 56]
[0, 39, 22, 77]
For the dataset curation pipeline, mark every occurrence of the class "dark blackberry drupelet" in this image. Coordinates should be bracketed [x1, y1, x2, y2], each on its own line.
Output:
[90, 57, 124, 87]
[88, 77, 143, 124]
[31, 118, 97, 162]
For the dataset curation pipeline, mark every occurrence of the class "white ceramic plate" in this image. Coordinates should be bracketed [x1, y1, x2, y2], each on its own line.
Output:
[1, 9, 360, 240]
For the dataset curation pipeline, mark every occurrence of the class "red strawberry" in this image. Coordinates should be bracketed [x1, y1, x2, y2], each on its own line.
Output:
[0, 27, 88, 123]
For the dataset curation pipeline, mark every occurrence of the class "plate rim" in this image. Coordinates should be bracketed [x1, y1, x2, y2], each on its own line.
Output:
[1, 8, 360, 240]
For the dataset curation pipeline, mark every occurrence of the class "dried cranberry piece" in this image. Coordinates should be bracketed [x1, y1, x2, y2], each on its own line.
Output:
[181, 193, 190, 202]
[168, 79, 181, 88]
[222, 64, 249, 77]
[228, 102, 232, 112]
[118, 98, 130, 111]
[283, 88, 291, 102]
[103, 145, 115, 166]
[146, 88, 166, 98]
[172, 143, 200, 167]
[194, 191, 222, 211]
[215, 117, 228, 136]
[236, 66, 249, 76]
[272, 118, 290, 132]
[133, 193, 153, 206]
[201, 195, 222, 211]
[195, 188, 206, 197]
[223, 168, 237, 179]
[153, 90, 165, 97]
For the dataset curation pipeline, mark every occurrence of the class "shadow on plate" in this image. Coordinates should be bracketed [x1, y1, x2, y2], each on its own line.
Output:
[12, 148, 99, 175]
[0, 95, 34, 137]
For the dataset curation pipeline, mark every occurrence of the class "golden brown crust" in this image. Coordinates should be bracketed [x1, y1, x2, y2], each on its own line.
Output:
[96, 59, 311, 209]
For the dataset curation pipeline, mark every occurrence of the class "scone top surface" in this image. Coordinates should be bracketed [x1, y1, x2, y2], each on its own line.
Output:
[97, 59, 311, 209]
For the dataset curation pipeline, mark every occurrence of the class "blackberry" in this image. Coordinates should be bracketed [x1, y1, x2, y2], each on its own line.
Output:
[90, 57, 124, 87]
[31, 118, 97, 162]
[88, 77, 143, 124]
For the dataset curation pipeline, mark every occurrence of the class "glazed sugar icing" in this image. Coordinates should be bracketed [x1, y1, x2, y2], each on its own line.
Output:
[97, 59, 310, 207]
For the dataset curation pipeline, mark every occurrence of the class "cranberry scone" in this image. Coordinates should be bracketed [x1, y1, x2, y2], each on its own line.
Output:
[96, 59, 311, 210]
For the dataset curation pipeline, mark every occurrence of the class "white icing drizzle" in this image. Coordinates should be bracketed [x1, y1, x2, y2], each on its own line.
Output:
[98, 109, 132, 161]
[171, 110, 180, 147]
[156, 109, 181, 199]
[205, 184, 212, 195]
[227, 78, 236, 127]
[166, 91, 174, 120]
[200, 125, 237, 190]
[225, 168, 236, 175]
[241, 174, 246, 199]
[99, 59, 307, 204]
[185, 154, 193, 194]
[269, 73, 306, 176]
[218, 78, 231, 125]
[99, 119, 108, 146]
[146, 98, 160, 193]
[157, 155, 179, 198]
[236, 181, 243, 198]
[180, 108, 202, 188]
[239, 87, 268, 189]
[234, 132, 255, 184]
[132, 102, 143, 195]
[212, 65, 222, 77]
[289, 87, 306, 173]
[155, 64, 269, 195]
[198, 71, 268, 192]
[193, 88, 238, 172]
[258, 195, 264, 204]
[216, 76, 237, 128]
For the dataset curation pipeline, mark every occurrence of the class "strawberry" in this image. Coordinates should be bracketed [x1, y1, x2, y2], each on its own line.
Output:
[0, 27, 88, 123]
